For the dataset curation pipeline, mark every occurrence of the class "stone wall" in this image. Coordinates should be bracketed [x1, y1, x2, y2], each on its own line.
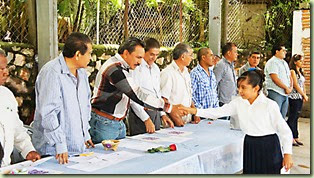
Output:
[0, 42, 37, 125]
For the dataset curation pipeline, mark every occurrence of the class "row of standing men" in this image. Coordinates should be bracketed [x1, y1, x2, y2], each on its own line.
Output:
[0, 32, 307, 170]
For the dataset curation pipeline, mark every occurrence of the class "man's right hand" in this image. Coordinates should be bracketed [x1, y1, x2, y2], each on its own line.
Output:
[144, 118, 155, 133]
[285, 87, 293, 94]
[169, 104, 187, 127]
[55, 152, 68, 164]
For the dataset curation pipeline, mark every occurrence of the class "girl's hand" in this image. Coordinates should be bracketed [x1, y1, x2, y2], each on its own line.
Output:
[303, 95, 308, 102]
[282, 154, 293, 171]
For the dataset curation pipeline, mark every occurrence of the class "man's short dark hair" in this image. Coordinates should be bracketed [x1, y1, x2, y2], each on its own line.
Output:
[271, 44, 285, 56]
[118, 37, 145, 54]
[249, 51, 261, 57]
[197, 48, 209, 62]
[62, 32, 92, 58]
[173, 43, 191, 60]
[144, 38, 160, 52]
[222, 42, 236, 56]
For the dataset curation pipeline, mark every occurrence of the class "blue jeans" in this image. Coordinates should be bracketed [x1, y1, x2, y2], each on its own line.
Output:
[89, 111, 126, 144]
[267, 90, 289, 119]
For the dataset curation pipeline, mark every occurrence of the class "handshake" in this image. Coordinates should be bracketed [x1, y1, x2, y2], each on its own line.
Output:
[168, 104, 199, 127]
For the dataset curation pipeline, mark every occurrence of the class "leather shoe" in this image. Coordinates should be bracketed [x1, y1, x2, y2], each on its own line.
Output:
[295, 140, 304, 146]
[292, 142, 299, 146]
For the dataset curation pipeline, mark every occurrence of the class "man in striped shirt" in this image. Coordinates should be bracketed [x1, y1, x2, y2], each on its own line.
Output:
[89, 37, 184, 143]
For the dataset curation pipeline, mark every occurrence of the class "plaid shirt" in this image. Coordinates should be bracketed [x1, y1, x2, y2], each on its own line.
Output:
[190, 64, 219, 109]
[91, 54, 171, 118]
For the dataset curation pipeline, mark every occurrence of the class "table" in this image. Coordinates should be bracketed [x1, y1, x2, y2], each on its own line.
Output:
[2, 120, 244, 174]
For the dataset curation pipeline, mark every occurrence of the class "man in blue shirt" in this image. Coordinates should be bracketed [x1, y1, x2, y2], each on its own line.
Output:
[190, 48, 219, 114]
[32, 32, 95, 164]
[213, 43, 238, 120]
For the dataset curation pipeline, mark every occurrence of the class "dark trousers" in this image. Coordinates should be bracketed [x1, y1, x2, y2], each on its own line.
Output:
[127, 108, 161, 136]
[287, 98, 303, 138]
[218, 102, 229, 120]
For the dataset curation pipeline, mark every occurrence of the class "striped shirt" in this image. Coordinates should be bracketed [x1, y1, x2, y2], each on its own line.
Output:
[32, 54, 92, 155]
[91, 54, 171, 119]
[265, 56, 291, 96]
[213, 57, 237, 104]
[190, 64, 219, 109]
[289, 72, 305, 100]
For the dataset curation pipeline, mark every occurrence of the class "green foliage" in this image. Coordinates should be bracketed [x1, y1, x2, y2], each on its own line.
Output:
[265, 0, 310, 50]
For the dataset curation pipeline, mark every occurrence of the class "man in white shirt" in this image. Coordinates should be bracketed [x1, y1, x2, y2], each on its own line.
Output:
[0, 49, 40, 167]
[127, 38, 174, 136]
[264, 44, 293, 118]
[160, 43, 201, 126]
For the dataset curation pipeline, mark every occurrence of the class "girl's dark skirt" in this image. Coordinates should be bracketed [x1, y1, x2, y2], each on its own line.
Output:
[243, 134, 283, 174]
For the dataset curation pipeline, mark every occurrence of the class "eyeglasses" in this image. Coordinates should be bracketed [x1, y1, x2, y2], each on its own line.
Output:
[185, 53, 193, 58]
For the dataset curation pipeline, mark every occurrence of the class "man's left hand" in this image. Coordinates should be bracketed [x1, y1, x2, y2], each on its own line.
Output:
[85, 139, 95, 148]
[161, 115, 174, 128]
[26, 151, 41, 162]
[191, 115, 201, 124]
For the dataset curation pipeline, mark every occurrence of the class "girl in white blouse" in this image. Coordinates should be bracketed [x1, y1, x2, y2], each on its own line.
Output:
[180, 69, 293, 174]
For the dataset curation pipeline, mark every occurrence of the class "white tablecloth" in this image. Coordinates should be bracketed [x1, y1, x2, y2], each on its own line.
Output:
[1, 120, 244, 174]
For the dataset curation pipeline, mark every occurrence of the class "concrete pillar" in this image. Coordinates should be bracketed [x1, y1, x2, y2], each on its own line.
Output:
[36, 0, 58, 70]
[208, 0, 222, 55]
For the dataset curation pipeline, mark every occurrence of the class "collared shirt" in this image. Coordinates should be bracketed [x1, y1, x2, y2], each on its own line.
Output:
[213, 57, 237, 104]
[238, 62, 261, 77]
[190, 64, 219, 109]
[91, 54, 171, 119]
[196, 92, 293, 154]
[264, 56, 291, 96]
[160, 61, 192, 123]
[130, 59, 166, 121]
[0, 86, 35, 167]
[32, 54, 92, 155]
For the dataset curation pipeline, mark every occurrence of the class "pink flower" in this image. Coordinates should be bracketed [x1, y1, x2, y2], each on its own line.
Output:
[169, 144, 177, 151]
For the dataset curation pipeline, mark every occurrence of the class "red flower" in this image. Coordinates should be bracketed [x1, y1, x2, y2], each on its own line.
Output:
[169, 144, 177, 151]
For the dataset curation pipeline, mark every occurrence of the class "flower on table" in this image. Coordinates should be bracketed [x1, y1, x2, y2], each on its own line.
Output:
[147, 144, 177, 153]
[169, 144, 176, 151]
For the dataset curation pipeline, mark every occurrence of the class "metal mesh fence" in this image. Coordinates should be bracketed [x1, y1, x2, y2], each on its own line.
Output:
[58, 0, 209, 47]
[226, 0, 247, 48]
[225, 0, 268, 49]
[0, 0, 30, 43]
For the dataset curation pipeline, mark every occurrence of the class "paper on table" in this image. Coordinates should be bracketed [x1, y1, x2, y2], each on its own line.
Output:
[156, 129, 193, 137]
[119, 139, 165, 151]
[280, 167, 290, 174]
[162, 136, 192, 143]
[128, 134, 166, 143]
[67, 151, 142, 172]
[68, 153, 105, 163]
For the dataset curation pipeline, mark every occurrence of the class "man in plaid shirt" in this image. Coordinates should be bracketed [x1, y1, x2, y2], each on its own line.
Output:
[190, 48, 219, 112]
[89, 37, 184, 143]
